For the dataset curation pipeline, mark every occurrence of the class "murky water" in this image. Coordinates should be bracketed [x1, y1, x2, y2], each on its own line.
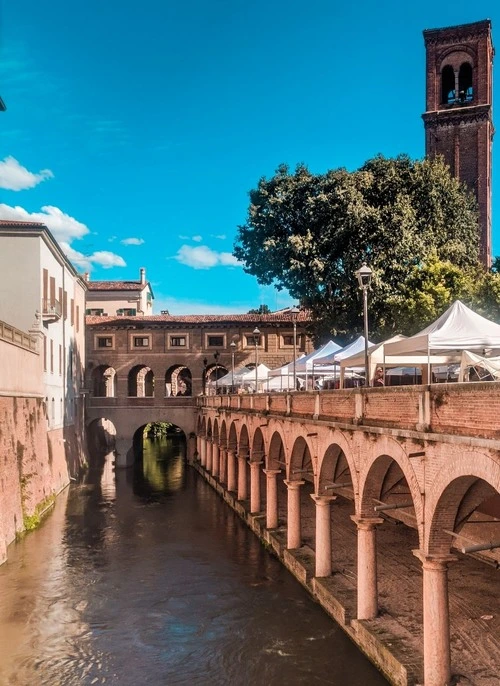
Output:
[0, 438, 387, 685]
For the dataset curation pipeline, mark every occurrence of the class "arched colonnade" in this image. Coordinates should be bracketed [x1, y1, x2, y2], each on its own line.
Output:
[196, 410, 500, 686]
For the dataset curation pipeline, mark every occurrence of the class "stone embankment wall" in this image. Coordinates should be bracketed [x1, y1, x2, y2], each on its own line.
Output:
[0, 326, 71, 565]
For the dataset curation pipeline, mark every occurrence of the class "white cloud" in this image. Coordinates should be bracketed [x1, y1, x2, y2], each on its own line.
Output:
[174, 244, 242, 270]
[121, 237, 144, 246]
[0, 202, 126, 272]
[0, 156, 53, 191]
[178, 234, 203, 242]
[0, 203, 89, 242]
[212, 234, 226, 240]
[219, 252, 241, 266]
[60, 243, 126, 271]
[90, 251, 127, 268]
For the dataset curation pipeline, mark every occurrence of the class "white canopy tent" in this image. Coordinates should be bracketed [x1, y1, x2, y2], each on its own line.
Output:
[267, 354, 306, 378]
[293, 340, 342, 373]
[339, 334, 458, 386]
[459, 350, 500, 382]
[384, 301, 500, 355]
[382, 301, 500, 383]
[241, 364, 271, 391]
[212, 366, 253, 388]
[311, 336, 372, 387]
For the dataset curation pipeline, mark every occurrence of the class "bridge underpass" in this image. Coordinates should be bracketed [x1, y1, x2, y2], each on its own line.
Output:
[197, 383, 500, 686]
[86, 397, 197, 466]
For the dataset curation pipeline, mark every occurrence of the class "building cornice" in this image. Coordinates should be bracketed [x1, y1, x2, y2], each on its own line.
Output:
[423, 19, 492, 47]
[422, 104, 492, 128]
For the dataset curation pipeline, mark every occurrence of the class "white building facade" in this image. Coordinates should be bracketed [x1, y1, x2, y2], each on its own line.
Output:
[0, 220, 87, 474]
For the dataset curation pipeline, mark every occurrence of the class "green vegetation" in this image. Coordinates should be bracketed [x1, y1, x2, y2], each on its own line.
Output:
[247, 304, 271, 314]
[21, 494, 56, 533]
[234, 154, 500, 341]
[144, 422, 177, 438]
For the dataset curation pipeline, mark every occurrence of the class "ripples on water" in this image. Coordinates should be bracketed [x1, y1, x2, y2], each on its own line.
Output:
[0, 437, 387, 685]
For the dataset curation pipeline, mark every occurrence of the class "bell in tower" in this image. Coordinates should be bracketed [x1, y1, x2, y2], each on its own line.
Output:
[422, 20, 494, 266]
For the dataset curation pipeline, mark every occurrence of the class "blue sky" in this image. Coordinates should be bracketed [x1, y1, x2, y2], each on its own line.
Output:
[1, 1, 498, 314]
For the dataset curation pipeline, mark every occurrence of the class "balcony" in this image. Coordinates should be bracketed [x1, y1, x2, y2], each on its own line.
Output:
[42, 299, 62, 322]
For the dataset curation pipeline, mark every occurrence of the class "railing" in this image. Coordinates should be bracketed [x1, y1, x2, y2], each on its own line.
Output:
[42, 299, 62, 319]
[88, 395, 197, 408]
[198, 383, 500, 441]
[0, 320, 38, 352]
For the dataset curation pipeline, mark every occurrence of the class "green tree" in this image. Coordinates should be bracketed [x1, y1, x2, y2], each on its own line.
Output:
[247, 304, 271, 314]
[234, 155, 481, 341]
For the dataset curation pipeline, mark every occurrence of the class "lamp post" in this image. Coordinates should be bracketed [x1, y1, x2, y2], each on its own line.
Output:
[253, 327, 260, 393]
[290, 306, 300, 391]
[202, 357, 208, 395]
[214, 350, 220, 395]
[230, 341, 236, 393]
[355, 263, 373, 386]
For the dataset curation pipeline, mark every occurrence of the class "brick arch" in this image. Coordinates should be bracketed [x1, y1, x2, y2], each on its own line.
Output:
[206, 417, 213, 438]
[219, 420, 227, 449]
[358, 436, 424, 542]
[250, 427, 265, 462]
[438, 46, 476, 71]
[425, 449, 500, 555]
[267, 430, 286, 471]
[289, 436, 313, 481]
[238, 423, 250, 455]
[212, 418, 220, 442]
[228, 421, 238, 452]
[317, 431, 357, 496]
[196, 415, 205, 434]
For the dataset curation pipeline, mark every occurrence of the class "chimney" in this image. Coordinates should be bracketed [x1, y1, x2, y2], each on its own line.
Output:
[140, 267, 146, 284]
[83, 272, 90, 282]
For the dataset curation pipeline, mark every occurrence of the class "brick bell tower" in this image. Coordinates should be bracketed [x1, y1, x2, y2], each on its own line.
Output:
[423, 20, 494, 266]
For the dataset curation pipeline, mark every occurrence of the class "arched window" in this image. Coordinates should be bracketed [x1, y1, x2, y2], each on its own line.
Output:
[441, 65, 455, 104]
[128, 365, 154, 397]
[92, 365, 116, 397]
[165, 365, 193, 397]
[458, 62, 473, 103]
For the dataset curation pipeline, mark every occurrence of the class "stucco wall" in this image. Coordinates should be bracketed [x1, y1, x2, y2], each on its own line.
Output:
[0, 395, 70, 565]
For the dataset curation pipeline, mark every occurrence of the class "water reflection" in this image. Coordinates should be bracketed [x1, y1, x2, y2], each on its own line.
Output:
[0, 438, 387, 685]
[137, 435, 186, 494]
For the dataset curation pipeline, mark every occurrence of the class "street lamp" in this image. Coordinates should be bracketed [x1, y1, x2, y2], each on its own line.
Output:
[355, 263, 373, 386]
[214, 350, 220, 395]
[253, 327, 261, 393]
[290, 306, 300, 391]
[202, 357, 208, 395]
[230, 341, 236, 393]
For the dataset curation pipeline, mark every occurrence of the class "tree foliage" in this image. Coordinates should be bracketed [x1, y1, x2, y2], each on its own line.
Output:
[247, 304, 271, 314]
[234, 155, 484, 341]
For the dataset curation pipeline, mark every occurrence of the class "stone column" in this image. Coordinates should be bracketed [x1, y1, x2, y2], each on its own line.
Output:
[206, 439, 213, 473]
[413, 551, 456, 686]
[284, 480, 305, 549]
[264, 469, 281, 529]
[351, 516, 384, 619]
[196, 435, 201, 462]
[249, 460, 263, 513]
[227, 450, 236, 492]
[237, 453, 248, 500]
[212, 442, 220, 478]
[219, 447, 227, 485]
[200, 437, 206, 468]
[311, 494, 336, 577]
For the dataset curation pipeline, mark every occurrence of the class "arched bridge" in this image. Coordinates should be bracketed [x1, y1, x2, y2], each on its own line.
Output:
[86, 396, 197, 464]
[197, 383, 500, 686]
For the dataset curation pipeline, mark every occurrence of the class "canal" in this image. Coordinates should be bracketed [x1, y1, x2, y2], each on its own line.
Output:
[0, 437, 387, 685]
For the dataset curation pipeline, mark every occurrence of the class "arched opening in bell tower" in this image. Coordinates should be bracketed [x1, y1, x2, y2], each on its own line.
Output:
[441, 64, 455, 104]
[458, 62, 473, 103]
